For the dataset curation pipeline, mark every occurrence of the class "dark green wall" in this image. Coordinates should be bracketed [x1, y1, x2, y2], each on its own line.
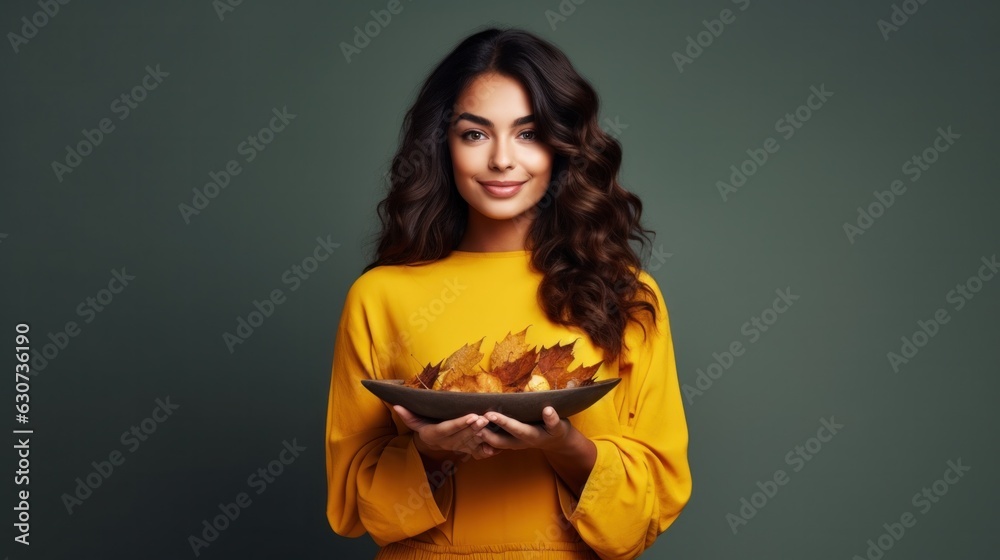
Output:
[2, 1, 996, 558]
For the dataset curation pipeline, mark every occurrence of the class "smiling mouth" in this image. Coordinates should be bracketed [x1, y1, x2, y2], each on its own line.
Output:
[478, 180, 527, 187]
[478, 180, 526, 198]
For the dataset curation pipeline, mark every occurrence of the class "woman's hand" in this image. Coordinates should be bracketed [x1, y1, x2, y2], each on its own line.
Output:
[393, 405, 501, 462]
[476, 406, 598, 496]
[474, 406, 573, 452]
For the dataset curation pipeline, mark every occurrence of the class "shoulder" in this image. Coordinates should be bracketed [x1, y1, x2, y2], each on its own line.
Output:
[618, 268, 673, 365]
[341, 260, 442, 309]
[624, 267, 671, 340]
[631, 267, 667, 312]
[341, 265, 396, 311]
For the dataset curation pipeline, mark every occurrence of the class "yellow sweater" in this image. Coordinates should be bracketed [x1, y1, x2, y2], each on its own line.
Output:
[325, 249, 692, 559]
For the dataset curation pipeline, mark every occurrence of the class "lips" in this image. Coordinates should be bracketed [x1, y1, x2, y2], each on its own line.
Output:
[478, 180, 526, 198]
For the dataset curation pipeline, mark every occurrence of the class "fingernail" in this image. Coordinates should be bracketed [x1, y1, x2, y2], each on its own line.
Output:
[487, 413, 497, 421]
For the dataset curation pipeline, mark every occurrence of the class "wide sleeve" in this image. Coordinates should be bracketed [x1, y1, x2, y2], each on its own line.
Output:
[555, 271, 693, 559]
[325, 278, 455, 545]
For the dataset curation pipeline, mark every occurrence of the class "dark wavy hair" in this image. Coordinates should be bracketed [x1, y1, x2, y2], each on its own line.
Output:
[362, 26, 659, 363]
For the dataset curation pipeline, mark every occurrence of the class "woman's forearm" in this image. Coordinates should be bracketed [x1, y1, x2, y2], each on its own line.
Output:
[543, 427, 597, 497]
[412, 434, 462, 489]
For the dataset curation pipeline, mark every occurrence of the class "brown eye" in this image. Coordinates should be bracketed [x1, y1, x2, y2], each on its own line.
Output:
[520, 130, 537, 141]
[462, 131, 485, 141]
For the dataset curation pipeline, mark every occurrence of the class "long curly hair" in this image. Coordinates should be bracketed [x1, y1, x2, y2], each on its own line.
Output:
[362, 26, 659, 363]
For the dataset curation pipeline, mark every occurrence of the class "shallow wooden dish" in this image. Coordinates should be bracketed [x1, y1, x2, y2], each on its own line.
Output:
[360, 378, 621, 423]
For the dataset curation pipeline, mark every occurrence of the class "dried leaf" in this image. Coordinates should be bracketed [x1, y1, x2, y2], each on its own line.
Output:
[408, 328, 602, 393]
[535, 340, 578, 389]
[442, 337, 486, 377]
[489, 326, 532, 370]
[493, 348, 538, 388]
[536, 339, 603, 389]
[404, 359, 444, 388]
[489, 327, 538, 388]
[432, 367, 455, 390]
[556, 361, 603, 389]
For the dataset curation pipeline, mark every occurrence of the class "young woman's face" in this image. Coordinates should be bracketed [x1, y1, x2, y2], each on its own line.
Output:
[448, 73, 554, 222]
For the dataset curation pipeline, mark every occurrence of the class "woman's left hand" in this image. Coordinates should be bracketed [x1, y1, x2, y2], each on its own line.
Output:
[474, 406, 573, 452]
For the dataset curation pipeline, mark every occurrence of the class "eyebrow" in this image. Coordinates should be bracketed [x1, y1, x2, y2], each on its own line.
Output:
[454, 112, 535, 128]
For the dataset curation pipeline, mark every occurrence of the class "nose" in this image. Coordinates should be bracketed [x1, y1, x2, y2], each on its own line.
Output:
[489, 138, 514, 171]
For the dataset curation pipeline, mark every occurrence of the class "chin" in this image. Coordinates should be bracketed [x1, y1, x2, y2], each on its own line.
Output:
[469, 202, 533, 221]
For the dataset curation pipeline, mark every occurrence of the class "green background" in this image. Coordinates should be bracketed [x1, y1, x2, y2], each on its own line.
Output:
[2, 0, 997, 558]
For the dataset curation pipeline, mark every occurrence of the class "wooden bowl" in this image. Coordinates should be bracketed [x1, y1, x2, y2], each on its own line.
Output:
[360, 378, 621, 423]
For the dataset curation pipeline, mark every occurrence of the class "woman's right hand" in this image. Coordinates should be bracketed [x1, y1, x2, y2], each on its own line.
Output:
[393, 405, 501, 462]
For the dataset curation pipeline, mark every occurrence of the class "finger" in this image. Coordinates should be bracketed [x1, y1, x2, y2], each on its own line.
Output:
[393, 405, 425, 430]
[395, 406, 480, 437]
[477, 425, 522, 450]
[456, 423, 489, 455]
[476, 442, 502, 460]
[437, 414, 484, 437]
[440, 415, 487, 444]
[484, 411, 536, 441]
[461, 441, 501, 460]
[542, 407, 563, 434]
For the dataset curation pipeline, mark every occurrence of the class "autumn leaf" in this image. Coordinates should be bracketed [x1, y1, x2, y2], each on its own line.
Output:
[432, 367, 455, 390]
[404, 358, 444, 388]
[489, 326, 531, 370]
[407, 328, 603, 393]
[536, 339, 603, 389]
[442, 337, 486, 377]
[556, 361, 602, 389]
[489, 327, 538, 389]
[538, 340, 576, 383]
[493, 350, 537, 389]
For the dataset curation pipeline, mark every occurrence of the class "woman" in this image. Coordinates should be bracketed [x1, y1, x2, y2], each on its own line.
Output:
[325, 26, 692, 559]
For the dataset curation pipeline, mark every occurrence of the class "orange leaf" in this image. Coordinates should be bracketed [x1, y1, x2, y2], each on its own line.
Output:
[492, 349, 538, 389]
[556, 361, 603, 389]
[536, 340, 578, 389]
